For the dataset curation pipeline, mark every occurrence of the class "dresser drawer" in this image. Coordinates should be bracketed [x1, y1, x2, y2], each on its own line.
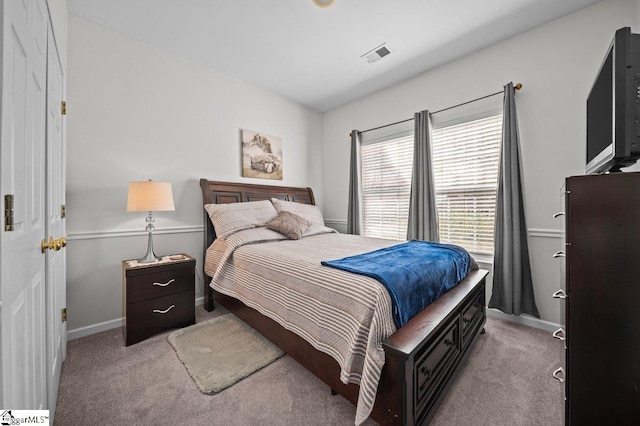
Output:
[125, 291, 195, 345]
[126, 264, 193, 303]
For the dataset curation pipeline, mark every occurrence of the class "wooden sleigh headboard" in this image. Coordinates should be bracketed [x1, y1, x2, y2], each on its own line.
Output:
[198, 179, 316, 310]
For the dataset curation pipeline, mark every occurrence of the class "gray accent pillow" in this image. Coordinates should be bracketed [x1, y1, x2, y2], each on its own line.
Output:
[265, 211, 311, 240]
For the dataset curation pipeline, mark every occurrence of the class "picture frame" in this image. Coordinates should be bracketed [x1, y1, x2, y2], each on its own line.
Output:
[241, 129, 283, 180]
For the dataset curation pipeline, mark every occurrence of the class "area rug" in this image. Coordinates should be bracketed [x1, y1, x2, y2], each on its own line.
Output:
[168, 314, 284, 394]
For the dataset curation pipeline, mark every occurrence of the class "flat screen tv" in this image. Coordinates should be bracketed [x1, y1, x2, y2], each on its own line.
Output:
[586, 27, 640, 174]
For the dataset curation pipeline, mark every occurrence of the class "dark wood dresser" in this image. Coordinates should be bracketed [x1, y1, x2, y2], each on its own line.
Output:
[123, 254, 196, 346]
[555, 173, 640, 424]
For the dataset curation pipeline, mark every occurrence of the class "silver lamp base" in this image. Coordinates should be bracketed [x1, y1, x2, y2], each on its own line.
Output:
[137, 217, 161, 263]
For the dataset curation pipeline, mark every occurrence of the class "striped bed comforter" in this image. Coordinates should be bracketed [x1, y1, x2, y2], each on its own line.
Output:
[205, 228, 399, 425]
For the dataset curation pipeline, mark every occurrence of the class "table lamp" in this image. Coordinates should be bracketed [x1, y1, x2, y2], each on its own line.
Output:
[127, 180, 175, 263]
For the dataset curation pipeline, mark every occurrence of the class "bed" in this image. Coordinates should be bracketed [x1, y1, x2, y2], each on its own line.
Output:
[200, 179, 488, 425]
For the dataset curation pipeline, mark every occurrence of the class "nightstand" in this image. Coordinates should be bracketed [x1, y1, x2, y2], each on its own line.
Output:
[123, 253, 196, 346]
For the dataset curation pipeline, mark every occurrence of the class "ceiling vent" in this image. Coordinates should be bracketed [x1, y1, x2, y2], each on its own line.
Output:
[361, 43, 392, 64]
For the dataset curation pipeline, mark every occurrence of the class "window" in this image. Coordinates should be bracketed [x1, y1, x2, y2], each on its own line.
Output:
[432, 114, 502, 255]
[360, 113, 502, 256]
[361, 135, 413, 240]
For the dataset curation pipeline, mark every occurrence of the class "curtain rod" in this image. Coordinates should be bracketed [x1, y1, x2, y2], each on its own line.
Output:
[349, 83, 522, 138]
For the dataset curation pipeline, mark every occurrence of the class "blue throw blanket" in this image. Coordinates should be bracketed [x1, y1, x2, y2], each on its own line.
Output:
[321, 240, 472, 328]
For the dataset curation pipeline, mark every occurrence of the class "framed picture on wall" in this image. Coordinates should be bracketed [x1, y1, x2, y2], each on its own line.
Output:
[241, 129, 283, 180]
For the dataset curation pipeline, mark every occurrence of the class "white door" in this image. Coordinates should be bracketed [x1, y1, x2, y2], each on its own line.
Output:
[45, 22, 66, 415]
[0, 0, 49, 410]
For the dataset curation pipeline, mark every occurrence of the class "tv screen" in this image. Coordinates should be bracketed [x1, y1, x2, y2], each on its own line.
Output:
[586, 48, 613, 166]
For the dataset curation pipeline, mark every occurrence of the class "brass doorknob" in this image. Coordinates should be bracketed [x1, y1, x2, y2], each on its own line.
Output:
[41, 236, 67, 253]
[41, 236, 55, 253]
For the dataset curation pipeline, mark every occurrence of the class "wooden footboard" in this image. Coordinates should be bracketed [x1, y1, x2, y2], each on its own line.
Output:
[380, 269, 487, 425]
[212, 269, 487, 425]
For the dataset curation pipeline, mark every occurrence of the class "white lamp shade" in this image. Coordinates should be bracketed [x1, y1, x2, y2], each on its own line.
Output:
[127, 181, 175, 212]
[313, 0, 335, 7]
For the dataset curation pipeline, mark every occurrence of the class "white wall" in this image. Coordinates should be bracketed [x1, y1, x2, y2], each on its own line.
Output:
[66, 15, 323, 336]
[320, 0, 640, 325]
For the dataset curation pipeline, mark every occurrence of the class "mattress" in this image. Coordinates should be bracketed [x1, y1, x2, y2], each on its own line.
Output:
[205, 228, 398, 424]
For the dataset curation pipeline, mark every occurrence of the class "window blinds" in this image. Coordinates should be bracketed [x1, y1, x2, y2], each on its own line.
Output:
[360, 113, 502, 255]
[361, 135, 413, 240]
[432, 114, 501, 254]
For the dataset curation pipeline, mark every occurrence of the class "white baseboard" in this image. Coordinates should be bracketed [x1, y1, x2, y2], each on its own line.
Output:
[486, 308, 561, 333]
[67, 317, 124, 341]
[67, 296, 206, 341]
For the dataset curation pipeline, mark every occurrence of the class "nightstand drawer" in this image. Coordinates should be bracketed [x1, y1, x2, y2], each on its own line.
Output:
[127, 266, 192, 303]
[125, 291, 195, 345]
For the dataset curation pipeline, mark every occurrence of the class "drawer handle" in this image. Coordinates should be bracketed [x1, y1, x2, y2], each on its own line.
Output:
[153, 278, 176, 287]
[153, 305, 175, 314]
[552, 212, 565, 218]
[418, 366, 434, 391]
[420, 366, 433, 380]
[552, 289, 567, 299]
[552, 367, 565, 383]
[552, 251, 565, 258]
[552, 328, 566, 341]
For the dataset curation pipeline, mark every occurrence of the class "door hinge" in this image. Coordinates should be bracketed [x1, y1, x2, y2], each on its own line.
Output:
[61, 308, 67, 322]
[61, 204, 66, 218]
[4, 194, 14, 232]
[61, 100, 67, 115]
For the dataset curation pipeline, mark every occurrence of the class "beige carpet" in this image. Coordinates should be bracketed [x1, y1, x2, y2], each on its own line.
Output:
[55, 307, 562, 425]
[168, 314, 283, 394]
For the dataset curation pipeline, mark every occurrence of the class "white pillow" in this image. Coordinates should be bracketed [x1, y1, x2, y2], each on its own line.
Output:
[204, 200, 278, 239]
[270, 198, 336, 237]
[270, 198, 325, 226]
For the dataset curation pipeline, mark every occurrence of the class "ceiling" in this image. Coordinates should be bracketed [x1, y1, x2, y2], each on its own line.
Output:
[67, 0, 601, 112]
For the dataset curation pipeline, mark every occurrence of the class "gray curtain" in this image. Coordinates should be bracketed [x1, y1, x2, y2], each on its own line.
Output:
[347, 130, 362, 235]
[488, 83, 540, 318]
[407, 110, 439, 242]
